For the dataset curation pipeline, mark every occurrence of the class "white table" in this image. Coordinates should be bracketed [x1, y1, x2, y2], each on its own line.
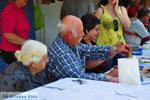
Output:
[5, 78, 150, 100]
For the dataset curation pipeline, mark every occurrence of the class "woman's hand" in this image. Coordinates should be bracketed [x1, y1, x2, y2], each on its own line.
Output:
[114, 0, 119, 13]
[116, 42, 130, 54]
[114, 0, 131, 28]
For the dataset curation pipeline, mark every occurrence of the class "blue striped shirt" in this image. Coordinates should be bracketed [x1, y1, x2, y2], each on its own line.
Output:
[47, 35, 112, 81]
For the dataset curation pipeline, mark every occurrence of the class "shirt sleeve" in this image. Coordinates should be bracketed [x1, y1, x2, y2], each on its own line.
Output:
[79, 43, 111, 61]
[1, 8, 18, 33]
[133, 20, 149, 38]
[53, 52, 106, 81]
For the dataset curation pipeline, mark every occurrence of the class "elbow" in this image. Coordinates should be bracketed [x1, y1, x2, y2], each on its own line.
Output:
[126, 24, 130, 28]
[124, 22, 131, 28]
[4, 33, 10, 39]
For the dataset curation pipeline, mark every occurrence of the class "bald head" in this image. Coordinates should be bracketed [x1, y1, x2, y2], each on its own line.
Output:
[58, 15, 83, 36]
[62, 15, 82, 29]
[58, 15, 84, 46]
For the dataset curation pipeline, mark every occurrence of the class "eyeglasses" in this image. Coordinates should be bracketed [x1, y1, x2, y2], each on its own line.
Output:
[95, 27, 100, 32]
[113, 19, 118, 31]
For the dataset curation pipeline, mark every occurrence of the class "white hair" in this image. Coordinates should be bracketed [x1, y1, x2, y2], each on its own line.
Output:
[15, 40, 47, 66]
[57, 22, 77, 37]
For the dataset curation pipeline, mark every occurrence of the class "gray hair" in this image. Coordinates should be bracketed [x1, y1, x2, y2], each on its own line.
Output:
[15, 40, 47, 66]
[57, 22, 77, 37]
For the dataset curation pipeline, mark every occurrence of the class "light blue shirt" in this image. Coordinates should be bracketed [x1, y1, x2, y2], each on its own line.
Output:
[124, 19, 149, 47]
[125, 19, 149, 38]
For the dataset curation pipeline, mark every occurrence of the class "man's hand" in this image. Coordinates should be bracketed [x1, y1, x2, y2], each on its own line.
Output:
[106, 69, 118, 77]
[116, 42, 130, 54]
[105, 69, 118, 82]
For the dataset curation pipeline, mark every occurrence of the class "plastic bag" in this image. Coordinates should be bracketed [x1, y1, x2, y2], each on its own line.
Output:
[34, 5, 44, 30]
[118, 58, 141, 85]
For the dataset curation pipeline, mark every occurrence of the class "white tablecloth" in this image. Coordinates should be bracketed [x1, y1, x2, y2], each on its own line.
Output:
[6, 78, 150, 100]
[142, 50, 150, 56]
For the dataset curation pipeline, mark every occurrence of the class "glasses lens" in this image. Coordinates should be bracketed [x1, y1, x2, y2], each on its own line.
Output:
[95, 27, 100, 31]
[113, 19, 118, 31]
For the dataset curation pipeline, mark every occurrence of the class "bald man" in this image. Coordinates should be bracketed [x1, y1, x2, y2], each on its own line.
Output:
[47, 15, 130, 81]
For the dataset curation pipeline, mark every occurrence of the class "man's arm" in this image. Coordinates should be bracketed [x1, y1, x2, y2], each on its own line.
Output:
[80, 44, 111, 61]
[51, 53, 106, 81]
[141, 35, 150, 45]
[86, 60, 104, 70]
[80, 43, 129, 61]
[57, 54, 119, 81]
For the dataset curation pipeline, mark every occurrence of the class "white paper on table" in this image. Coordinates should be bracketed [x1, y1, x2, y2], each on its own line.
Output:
[118, 58, 141, 85]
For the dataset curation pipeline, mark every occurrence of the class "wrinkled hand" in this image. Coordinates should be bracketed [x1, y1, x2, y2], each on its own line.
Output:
[116, 42, 130, 54]
[106, 69, 118, 77]
[106, 69, 118, 82]
[112, 77, 119, 83]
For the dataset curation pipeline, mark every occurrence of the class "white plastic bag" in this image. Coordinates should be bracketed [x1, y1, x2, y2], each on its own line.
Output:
[118, 58, 141, 85]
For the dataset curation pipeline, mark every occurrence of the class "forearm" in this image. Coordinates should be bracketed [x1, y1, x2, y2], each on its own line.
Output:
[86, 60, 104, 70]
[57, 55, 106, 81]
[82, 44, 111, 61]
[4, 33, 26, 45]
[115, 8, 131, 28]
[141, 35, 150, 45]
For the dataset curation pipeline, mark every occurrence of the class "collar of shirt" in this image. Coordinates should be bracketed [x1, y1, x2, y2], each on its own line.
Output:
[57, 34, 78, 52]
[9, 1, 24, 12]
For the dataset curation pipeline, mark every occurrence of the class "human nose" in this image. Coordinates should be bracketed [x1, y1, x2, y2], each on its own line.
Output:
[81, 31, 84, 37]
[97, 31, 100, 35]
[46, 58, 49, 62]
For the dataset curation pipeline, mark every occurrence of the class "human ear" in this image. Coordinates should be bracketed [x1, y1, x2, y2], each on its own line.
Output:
[85, 29, 89, 34]
[30, 62, 36, 69]
[68, 31, 73, 39]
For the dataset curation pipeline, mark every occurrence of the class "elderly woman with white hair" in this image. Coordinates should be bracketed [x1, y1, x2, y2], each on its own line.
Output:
[0, 40, 55, 92]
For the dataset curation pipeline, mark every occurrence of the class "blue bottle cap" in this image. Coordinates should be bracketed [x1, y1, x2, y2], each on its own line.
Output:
[139, 66, 144, 69]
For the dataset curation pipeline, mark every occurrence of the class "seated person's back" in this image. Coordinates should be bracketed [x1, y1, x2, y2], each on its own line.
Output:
[124, 8, 150, 48]
[0, 40, 55, 92]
